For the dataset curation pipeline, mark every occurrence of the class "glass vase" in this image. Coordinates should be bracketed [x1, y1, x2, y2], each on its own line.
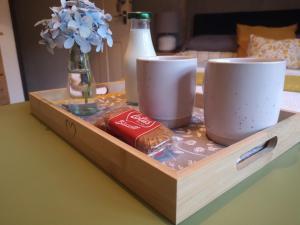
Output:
[66, 44, 98, 116]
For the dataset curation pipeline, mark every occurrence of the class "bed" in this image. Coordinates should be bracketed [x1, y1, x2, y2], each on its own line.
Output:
[178, 9, 300, 92]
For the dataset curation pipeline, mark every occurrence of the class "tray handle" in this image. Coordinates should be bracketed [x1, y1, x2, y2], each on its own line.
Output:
[236, 136, 277, 170]
[234, 112, 300, 170]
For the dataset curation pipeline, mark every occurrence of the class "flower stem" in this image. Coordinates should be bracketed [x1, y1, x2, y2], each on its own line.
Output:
[84, 70, 92, 104]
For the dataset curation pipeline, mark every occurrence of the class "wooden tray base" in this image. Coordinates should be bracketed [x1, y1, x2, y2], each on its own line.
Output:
[29, 81, 300, 224]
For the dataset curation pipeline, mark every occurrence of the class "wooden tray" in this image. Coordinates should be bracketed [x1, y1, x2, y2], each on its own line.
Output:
[29, 81, 300, 224]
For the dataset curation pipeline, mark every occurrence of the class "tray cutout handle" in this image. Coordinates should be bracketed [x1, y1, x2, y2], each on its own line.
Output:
[236, 136, 278, 170]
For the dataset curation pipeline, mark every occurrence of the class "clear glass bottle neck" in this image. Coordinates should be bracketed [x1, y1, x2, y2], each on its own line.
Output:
[130, 19, 150, 29]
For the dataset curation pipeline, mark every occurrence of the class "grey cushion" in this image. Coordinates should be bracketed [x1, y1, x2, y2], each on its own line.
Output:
[185, 35, 238, 52]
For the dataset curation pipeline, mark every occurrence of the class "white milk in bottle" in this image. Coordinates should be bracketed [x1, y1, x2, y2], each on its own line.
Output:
[124, 12, 156, 104]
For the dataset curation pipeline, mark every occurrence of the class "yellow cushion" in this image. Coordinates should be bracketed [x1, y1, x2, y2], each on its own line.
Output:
[196, 72, 300, 93]
[237, 24, 297, 57]
[248, 35, 300, 69]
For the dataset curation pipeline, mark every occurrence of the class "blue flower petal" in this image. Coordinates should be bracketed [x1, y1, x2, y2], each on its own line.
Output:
[82, 0, 95, 7]
[74, 34, 84, 46]
[89, 12, 100, 24]
[60, 0, 66, 7]
[60, 10, 71, 21]
[53, 21, 61, 29]
[88, 33, 101, 46]
[97, 25, 107, 38]
[51, 29, 60, 39]
[71, 5, 77, 12]
[104, 13, 112, 21]
[79, 25, 91, 38]
[67, 20, 79, 31]
[80, 41, 91, 53]
[64, 37, 75, 49]
[59, 23, 67, 32]
[81, 15, 93, 28]
[106, 35, 113, 47]
[55, 35, 66, 48]
[74, 11, 81, 23]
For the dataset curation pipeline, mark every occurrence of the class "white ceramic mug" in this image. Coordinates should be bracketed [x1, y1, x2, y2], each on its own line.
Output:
[137, 56, 197, 128]
[204, 58, 286, 146]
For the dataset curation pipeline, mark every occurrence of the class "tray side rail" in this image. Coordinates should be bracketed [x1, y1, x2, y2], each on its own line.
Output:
[29, 92, 178, 223]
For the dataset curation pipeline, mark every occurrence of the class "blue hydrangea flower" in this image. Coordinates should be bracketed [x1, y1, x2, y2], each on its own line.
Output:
[35, 0, 113, 54]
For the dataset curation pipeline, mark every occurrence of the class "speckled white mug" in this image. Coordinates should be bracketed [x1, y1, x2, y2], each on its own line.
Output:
[204, 58, 286, 146]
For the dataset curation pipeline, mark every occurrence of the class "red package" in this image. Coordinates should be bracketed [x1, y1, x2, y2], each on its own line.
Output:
[95, 107, 172, 154]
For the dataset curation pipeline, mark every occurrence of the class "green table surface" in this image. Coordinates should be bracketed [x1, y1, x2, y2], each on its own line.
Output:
[1, 102, 300, 225]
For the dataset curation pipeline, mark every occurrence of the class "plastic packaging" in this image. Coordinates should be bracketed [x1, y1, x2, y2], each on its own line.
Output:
[95, 107, 172, 154]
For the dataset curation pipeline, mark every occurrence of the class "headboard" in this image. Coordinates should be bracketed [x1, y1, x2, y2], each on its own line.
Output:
[193, 9, 300, 36]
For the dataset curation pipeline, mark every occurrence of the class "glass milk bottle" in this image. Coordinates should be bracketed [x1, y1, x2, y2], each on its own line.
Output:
[124, 12, 156, 104]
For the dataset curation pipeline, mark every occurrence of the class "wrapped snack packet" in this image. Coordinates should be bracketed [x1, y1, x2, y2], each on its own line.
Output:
[95, 107, 173, 154]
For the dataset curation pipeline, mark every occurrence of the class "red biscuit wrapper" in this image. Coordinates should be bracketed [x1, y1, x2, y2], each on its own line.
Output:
[95, 107, 173, 154]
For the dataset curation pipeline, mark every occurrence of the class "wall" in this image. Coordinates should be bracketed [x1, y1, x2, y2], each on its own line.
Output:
[133, 0, 300, 46]
[0, 0, 24, 103]
[132, 0, 187, 47]
[10, 0, 70, 96]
